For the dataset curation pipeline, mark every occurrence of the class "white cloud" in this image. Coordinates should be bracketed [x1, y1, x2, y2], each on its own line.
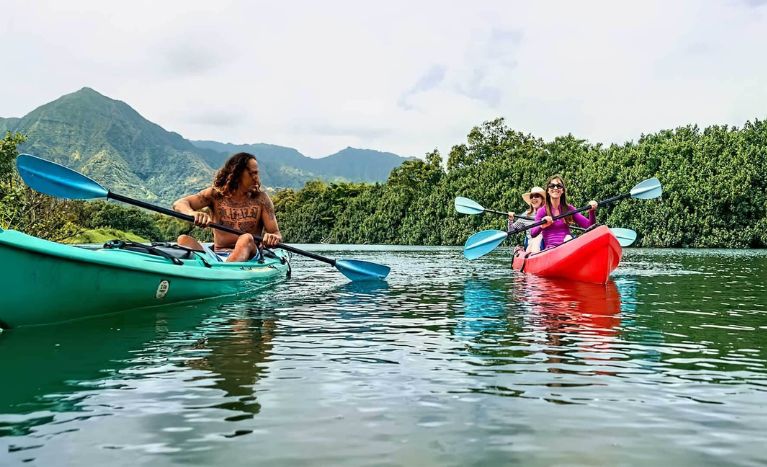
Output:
[2, 0, 767, 158]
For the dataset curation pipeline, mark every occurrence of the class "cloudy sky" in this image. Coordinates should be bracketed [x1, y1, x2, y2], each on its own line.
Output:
[2, 0, 767, 158]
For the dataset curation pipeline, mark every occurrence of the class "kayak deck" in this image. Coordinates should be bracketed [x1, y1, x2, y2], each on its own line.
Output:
[0, 229, 290, 328]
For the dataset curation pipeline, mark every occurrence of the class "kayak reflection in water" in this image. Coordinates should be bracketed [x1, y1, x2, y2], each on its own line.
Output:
[531, 174, 598, 249]
[172, 152, 282, 262]
[516, 276, 622, 378]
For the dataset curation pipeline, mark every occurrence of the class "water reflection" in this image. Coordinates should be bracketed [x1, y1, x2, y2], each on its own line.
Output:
[183, 312, 276, 425]
[454, 279, 509, 340]
[516, 276, 622, 336]
[0, 300, 220, 428]
[2, 247, 767, 466]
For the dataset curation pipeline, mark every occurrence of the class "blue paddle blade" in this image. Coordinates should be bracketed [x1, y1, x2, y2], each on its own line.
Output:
[17, 154, 109, 199]
[463, 229, 509, 260]
[630, 177, 662, 200]
[336, 259, 391, 281]
[609, 227, 637, 247]
[455, 197, 485, 215]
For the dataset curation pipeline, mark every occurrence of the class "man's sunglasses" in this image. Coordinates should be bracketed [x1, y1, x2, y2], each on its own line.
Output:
[548, 183, 564, 190]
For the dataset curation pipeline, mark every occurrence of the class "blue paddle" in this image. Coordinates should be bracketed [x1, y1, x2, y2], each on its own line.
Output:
[17, 154, 390, 281]
[455, 195, 619, 233]
[464, 227, 638, 260]
[463, 178, 661, 259]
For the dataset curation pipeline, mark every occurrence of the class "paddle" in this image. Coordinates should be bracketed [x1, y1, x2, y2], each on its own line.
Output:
[16, 154, 390, 281]
[463, 227, 638, 260]
[463, 178, 661, 260]
[455, 195, 600, 231]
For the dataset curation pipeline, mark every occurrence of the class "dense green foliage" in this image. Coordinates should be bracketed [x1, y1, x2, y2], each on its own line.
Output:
[274, 118, 767, 248]
[1, 131, 82, 240]
[4, 115, 767, 248]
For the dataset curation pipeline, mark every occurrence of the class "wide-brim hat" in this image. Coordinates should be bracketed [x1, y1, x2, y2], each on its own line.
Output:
[522, 186, 546, 205]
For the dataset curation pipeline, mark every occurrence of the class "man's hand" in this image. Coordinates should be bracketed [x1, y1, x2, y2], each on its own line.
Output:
[261, 232, 282, 247]
[192, 211, 211, 227]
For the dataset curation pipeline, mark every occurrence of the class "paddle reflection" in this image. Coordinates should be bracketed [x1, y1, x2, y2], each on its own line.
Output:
[454, 279, 510, 340]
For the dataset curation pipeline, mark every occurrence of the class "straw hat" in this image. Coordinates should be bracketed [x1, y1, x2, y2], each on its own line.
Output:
[521, 186, 546, 205]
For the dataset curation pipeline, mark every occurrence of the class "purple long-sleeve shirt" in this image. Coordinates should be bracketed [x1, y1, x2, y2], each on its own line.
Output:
[530, 204, 596, 248]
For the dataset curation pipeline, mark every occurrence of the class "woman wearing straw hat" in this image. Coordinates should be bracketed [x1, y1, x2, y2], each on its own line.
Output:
[508, 186, 546, 253]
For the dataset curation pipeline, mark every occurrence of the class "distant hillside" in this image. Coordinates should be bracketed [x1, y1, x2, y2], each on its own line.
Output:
[3, 87, 410, 203]
[191, 141, 412, 185]
[8, 88, 213, 202]
[1, 117, 21, 134]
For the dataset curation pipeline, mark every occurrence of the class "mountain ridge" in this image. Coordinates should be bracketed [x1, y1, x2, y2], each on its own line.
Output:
[5, 87, 410, 203]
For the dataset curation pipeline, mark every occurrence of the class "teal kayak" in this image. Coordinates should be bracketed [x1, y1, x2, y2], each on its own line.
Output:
[0, 229, 290, 328]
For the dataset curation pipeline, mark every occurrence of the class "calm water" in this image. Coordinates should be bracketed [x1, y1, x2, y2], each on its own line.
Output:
[1, 246, 766, 466]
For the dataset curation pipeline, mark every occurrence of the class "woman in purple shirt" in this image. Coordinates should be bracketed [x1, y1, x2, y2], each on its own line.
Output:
[530, 174, 598, 249]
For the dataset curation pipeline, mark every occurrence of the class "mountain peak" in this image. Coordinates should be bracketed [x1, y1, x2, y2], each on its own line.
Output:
[74, 86, 102, 96]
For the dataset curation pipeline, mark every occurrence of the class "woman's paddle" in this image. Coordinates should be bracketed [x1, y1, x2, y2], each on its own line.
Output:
[463, 227, 638, 260]
[16, 154, 390, 281]
[463, 178, 662, 260]
[455, 195, 637, 247]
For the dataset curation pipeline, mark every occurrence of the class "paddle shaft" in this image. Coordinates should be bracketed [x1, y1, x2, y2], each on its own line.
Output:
[510, 193, 630, 234]
[491, 208, 589, 232]
[108, 192, 336, 266]
[461, 197, 589, 232]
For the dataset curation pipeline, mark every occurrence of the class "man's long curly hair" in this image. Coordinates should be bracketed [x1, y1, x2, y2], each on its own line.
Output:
[212, 152, 260, 198]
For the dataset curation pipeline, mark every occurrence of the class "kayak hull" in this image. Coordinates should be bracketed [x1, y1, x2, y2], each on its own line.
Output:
[0, 229, 290, 328]
[511, 225, 622, 284]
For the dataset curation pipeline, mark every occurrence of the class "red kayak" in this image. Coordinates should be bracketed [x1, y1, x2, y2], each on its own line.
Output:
[512, 225, 622, 284]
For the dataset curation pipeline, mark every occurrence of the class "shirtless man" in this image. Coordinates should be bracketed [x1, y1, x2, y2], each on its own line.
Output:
[172, 152, 282, 262]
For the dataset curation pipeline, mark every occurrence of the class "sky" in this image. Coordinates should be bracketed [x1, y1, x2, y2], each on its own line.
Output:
[2, 0, 767, 158]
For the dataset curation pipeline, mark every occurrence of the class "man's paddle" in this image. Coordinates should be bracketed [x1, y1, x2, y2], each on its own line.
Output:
[16, 154, 390, 281]
[462, 178, 661, 260]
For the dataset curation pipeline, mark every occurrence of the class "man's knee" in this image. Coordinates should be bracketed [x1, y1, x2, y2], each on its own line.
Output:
[236, 233, 255, 246]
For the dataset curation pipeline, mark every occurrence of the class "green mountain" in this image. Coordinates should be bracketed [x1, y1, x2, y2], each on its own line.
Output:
[1, 117, 21, 134]
[191, 141, 412, 185]
[6, 88, 213, 202]
[3, 87, 410, 203]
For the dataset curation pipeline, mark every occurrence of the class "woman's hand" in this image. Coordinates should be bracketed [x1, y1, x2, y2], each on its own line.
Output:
[542, 216, 553, 228]
[588, 200, 598, 211]
[507, 212, 515, 221]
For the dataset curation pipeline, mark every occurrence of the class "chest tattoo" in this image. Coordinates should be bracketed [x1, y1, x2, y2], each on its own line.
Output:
[216, 198, 264, 233]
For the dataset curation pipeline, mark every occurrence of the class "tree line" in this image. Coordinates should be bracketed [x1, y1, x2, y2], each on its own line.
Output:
[3, 117, 766, 248]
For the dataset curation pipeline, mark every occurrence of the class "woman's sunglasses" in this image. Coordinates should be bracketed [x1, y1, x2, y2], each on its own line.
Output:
[548, 183, 564, 190]
[530, 194, 543, 199]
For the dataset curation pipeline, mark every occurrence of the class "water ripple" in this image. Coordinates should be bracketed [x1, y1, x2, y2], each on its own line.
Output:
[1, 247, 766, 465]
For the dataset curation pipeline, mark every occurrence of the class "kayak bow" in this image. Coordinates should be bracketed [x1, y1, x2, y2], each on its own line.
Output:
[0, 229, 290, 328]
[511, 226, 622, 284]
